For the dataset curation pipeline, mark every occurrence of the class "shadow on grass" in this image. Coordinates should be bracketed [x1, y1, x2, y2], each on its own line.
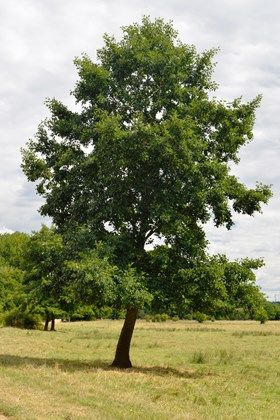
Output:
[0, 354, 210, 379]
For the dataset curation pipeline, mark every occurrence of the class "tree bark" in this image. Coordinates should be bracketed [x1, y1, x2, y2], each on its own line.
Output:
[111, 307, 138, 368]
[44, 315, 50, 331]
[50, 317, 56, 331]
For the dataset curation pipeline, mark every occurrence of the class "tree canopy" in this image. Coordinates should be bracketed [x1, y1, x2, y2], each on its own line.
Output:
[0, 232, 29, 312]
[22, 17, 272, 367]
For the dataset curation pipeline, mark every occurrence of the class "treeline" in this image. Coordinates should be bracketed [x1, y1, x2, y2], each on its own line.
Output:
[0, 226, 278, 329]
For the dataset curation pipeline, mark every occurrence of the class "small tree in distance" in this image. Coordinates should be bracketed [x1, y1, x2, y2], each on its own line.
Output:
[23, 226, 71, 331]
[22, 17, 272, 368]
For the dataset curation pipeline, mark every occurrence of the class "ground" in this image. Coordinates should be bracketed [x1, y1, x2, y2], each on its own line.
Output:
[0, 320, 279, 419]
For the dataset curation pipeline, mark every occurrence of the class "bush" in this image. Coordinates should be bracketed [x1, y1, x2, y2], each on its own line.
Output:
[154, 314, 162, 322]
[70, 306, 96, 321]
[145, 313, 170, 322]
[4, 308, 42, 330]
[255, 308, 268, 324]
[194, 312, 207, 323]
[160, 313, 169, 322]
[172, 316, 180, 322]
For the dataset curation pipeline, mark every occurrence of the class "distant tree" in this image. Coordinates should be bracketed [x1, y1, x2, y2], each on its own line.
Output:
[23, 226, 71, 331]
[220, 257, 266, 318]
[0, 232, 29, 312]
[147, 248, 266, 318]
[264, 301, 280, 320]
[22, 17, 272, 367]
[0, 265, 25, 313]
[0, 232, 29, 269]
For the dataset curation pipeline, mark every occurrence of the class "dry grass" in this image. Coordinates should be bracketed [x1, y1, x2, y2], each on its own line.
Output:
[0, 320, 280, 419]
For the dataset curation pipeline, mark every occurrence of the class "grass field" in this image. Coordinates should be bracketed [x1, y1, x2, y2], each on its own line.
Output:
[0, 320, 280, 419]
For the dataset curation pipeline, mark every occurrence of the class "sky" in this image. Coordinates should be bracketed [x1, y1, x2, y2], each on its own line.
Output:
[0, 0, 279, 299]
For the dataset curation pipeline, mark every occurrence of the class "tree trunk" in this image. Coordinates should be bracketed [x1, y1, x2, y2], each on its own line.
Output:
[44, 315, 50, 331]
[111, 307, 138, 368]
[50, 317, 56, 331]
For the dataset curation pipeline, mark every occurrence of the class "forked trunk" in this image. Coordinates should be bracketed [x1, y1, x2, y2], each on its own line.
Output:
[50, 317, 56, 331]
[111, 307, 138, 368]
[44, 315, 50, 331]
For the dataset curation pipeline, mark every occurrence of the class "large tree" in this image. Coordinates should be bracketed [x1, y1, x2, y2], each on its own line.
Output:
[22, 17, 271, 367]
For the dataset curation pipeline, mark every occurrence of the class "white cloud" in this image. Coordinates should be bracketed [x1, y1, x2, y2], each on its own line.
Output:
[0, 227, 14, 234]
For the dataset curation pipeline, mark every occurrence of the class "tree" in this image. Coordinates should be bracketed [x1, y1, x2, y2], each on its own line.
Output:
[146, 247, 266, 319]
[0, 232, 29, 269]
[0, 264, 25, 313]
[0, 232, 29, 312]
[22, 17, 272, 367]
[23, 226, 72, 331]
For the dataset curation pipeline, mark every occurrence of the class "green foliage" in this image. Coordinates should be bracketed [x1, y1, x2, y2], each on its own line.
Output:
[194, 312, 208, 323]
[69, 305, 126, 321]
[145, 313, 170, 322]
[70, 306, 96, 321]
[153, 314, 162, 322]
[0, 264, 25, 312]
[0, 232, 29, 269]
[160, 313, 169, 322]
[264, 302, 280, 320]
[4, 308, 42, 330]
[0, 232, 29, 312]
[66, 248, 117, 308]
[255, 308, 269, 324]
[172, 316, 180, 322]
[114, 266, 152, 309]
[23, 226, 75, 321]
[147, 249, 266, 318]
[21, 16, 272, 357]
[22, 16, 271, 260]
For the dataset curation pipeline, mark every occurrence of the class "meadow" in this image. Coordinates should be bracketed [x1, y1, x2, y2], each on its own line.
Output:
[0, 320, 279, 419]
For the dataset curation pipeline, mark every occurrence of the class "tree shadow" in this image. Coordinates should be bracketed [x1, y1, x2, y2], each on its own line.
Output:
[0, 354, 211, 379]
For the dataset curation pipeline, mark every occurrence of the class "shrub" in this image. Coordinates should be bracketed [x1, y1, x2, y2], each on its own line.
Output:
[154, 314, 162, 322]
[160, 313, 169, 322]
[172, 316, 180, 322]
[194, 312, 208, 323]
[70, 306, 96, 321]
[4, 308, 42, 330]
[255, 308, 268, 324]
[146, 313, 170, 322]
[97, 306, 113, 319]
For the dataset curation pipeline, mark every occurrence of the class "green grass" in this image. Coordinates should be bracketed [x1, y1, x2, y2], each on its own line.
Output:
[0, 320, 280, 419]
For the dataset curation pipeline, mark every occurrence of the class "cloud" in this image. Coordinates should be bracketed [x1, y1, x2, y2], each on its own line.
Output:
[0, 227, 14, 234]
[0, 0, 279, 298]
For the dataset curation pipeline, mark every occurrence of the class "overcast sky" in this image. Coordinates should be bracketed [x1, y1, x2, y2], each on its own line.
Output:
[0, 0, 279, 299]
